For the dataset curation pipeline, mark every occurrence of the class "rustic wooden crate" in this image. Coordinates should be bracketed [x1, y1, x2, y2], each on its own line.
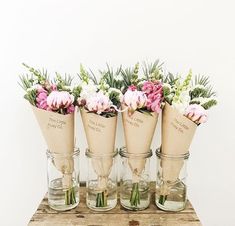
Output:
[28, 183, 201, 226]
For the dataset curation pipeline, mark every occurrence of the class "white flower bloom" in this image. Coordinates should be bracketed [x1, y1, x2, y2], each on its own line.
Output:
[114, 74, 123, 82]
[79, 81, 97, 101]
[172, 90, 190, 113]
[26, 84, 42, 92]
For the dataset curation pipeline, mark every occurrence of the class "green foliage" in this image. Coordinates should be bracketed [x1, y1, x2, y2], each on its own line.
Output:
[142, 60, 163, 81]
[190, 75, 217, 109]
[99, 64, 122, 89]
[201, 99, 218, 110]
[54, 72, 73, 91]
[121, 62, 141, 91]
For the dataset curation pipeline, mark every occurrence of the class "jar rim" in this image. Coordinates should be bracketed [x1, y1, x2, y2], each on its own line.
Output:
[119, 147, 152, 158]
[85, 148, 118, 158]
[156, 147, 189, 159]
[46, 148, 80, 158]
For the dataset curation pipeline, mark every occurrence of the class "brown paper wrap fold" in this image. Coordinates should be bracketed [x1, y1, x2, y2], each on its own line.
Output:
[80, 108, 117, 189]
[32, 106, 75, 188]
[161, 102, 197, 182]
[122, 109, 158, 183]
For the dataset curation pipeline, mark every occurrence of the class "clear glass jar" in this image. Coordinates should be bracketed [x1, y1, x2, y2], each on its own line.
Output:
[155, 148, 189, 211]
[119, 147, 152, 211]
[85, 149, 118, 211]
[46, 149, 80, 211]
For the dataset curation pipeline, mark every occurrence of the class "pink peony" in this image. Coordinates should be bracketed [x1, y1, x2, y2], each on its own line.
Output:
[123, 89, 147, 113]
[47, 91, 74, 111]
[142, 81, 163, 113]
[184, 104, 208, 124]
[86, 91, 112, 114]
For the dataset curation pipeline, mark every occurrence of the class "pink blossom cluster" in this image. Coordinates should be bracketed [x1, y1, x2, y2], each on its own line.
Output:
[35, 85, 75, 114]
[184, 104, 208, 124]
[142, 81, 163, 113]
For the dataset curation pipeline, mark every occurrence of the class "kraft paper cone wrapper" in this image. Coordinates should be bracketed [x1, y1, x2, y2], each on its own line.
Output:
[32, 106, 75, 188]
[80, 108, 117, 189]
[161, 102, 197, 183]
[122, 108, 158, 183]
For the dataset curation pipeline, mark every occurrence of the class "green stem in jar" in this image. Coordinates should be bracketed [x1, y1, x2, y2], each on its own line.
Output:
[130, 182, 140, 207]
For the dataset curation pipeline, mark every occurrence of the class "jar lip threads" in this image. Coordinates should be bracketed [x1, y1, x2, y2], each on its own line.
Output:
[119, 146, 153, 158]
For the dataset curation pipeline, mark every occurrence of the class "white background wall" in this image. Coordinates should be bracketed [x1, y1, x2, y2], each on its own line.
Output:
[0, 0, 235, 225]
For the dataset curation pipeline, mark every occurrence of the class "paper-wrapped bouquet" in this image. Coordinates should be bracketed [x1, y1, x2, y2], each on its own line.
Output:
[74, 65, 123, 207]
[121, 61, 164, 207]
[19, 64, 78, 206]
[159, 70, 217, 204]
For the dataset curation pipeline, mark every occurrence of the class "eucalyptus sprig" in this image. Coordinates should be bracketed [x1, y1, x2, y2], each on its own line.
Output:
[19, 63, 50, 106]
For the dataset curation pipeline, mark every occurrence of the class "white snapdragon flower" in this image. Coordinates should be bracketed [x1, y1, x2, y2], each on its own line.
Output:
[79, 81, 97, 100]
[26, 84, 42, 92]
[114, 74, 123, 82]
[172, 90, 190, 113]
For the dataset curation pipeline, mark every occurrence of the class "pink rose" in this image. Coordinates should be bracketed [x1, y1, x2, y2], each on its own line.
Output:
[184, 104, 208, 124]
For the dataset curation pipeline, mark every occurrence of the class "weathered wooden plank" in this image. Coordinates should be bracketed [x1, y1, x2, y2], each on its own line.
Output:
[28, 183, 202, 226]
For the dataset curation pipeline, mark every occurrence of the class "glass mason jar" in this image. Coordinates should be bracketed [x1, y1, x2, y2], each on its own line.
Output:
[155, 148, 189, 211]
[119, 147, 152, 211]
[85, 149, 118, 211]
[46, 149, 80, 211]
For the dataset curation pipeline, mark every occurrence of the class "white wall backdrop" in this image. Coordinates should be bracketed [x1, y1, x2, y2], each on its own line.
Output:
[0, 0, 235, 225]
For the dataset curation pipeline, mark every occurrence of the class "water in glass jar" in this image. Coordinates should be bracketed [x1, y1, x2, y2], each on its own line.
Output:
[120, 180, 150, 210]
[86, 179, 117, 211]
[48, 178, 79, 211]
[156, 180, 186, 211]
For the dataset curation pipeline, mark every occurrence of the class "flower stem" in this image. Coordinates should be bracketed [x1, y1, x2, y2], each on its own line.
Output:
[65, 186, 77, 205]
[96, 191, 107, 207]
[159, 195, 167, 205]
[130, 183, 140, 207]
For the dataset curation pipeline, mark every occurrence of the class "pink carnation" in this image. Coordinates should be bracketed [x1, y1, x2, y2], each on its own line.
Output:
[47, 91, 74, 112]
[36, 87, 48, 110]
[142, 81, 163, 113]
[128, 85, 137, 91]
[184, 104, 208, 124]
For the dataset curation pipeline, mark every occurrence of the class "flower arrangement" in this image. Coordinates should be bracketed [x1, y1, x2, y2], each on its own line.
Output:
[158, 70, 217, 206]
[76, 64, 122, 208]
[19, 64, 78, 207]
[163, 70, 217, 123]
[19, 63, 75, 114]
[121, 61, 164, 208]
